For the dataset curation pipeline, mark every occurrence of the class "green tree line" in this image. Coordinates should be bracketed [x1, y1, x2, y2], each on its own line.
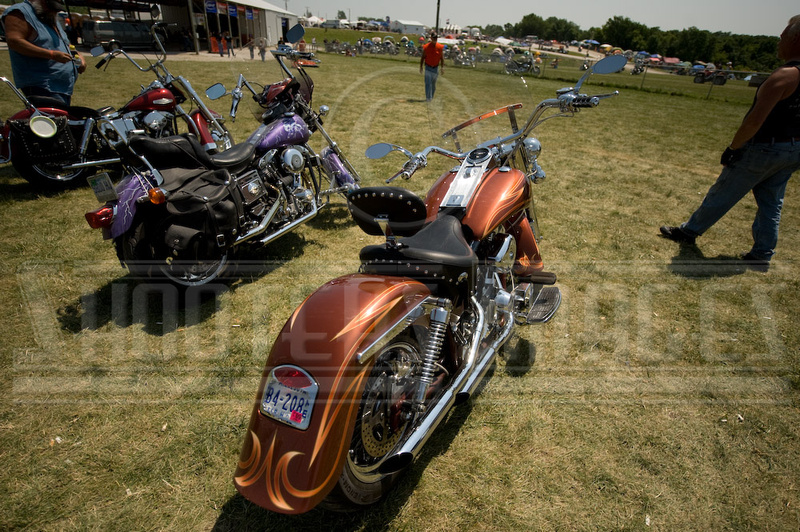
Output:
[480, 14, 781, 72]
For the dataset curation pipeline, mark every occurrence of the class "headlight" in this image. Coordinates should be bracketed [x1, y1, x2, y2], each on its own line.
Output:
[523, 137, 542, 159]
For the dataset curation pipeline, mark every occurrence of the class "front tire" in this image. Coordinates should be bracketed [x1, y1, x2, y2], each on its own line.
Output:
[322, 331, 422, 511]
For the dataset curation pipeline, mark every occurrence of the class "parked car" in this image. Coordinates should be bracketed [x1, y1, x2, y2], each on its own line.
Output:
[82, 20, 153, 49]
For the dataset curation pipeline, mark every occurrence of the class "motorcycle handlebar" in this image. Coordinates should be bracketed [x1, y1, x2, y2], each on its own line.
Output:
[230, 87, 243, 119]
[385, 155, 427, 183]
[382, 89, 619, 183]
[558, 91, 619, 111]
[572, 96, 600, 108]
[272, 48, 316, 61]
[385, 170, 410, 183]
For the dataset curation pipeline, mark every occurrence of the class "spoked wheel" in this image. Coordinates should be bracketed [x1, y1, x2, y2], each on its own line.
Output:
[117, 221, 229, 286]
[158, 254, 228, 286]
[13, 158, 92, 189]
[322, 332, 422, 511]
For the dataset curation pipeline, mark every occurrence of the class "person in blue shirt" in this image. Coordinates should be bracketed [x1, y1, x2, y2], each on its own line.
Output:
[1, 0, 86, 106]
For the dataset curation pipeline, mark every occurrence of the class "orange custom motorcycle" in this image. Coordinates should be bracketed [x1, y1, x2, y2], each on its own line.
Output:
[234, 55, 627, 513]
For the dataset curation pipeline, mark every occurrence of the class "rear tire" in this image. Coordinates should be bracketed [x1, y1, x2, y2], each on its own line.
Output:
[116, 221, 228, 286]
[321, 331, 422, 511]
[158, 252, 228, 287]
[12, 158, 92, 189]
[115, 220, 156, 278]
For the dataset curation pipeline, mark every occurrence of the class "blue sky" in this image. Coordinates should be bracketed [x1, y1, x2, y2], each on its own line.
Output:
[291, 0, 796, 37]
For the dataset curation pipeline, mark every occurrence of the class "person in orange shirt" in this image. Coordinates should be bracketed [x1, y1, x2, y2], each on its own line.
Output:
[419, 32, 445, 101]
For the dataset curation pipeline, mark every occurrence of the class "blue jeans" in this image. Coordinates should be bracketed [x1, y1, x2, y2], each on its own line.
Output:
[681, 140, 800, 260]
[424, 65, 439, 101]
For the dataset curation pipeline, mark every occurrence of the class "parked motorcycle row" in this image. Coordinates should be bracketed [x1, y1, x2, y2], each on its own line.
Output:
[2, 21, 626, 516]
[83, 24, 360, 286]
[0, 23, 232, 189]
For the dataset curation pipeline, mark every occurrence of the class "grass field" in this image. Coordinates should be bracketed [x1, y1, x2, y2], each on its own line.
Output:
[1, 43, 799, 531]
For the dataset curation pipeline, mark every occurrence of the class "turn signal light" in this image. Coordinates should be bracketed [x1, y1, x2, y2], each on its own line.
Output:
[85, 206, 114, 229]
[148, 187, 167, 205]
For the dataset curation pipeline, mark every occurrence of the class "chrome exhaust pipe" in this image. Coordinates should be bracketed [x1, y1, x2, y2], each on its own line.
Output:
[234, 192, 318, 246]
[63, 157, 122, 169]
[257, 205, 318, 246]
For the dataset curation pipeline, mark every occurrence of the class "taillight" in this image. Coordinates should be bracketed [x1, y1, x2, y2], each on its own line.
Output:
[85, 206, 114, 229]
[273, 366, 314, 389]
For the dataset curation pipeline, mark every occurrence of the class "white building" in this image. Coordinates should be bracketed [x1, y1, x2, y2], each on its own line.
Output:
[389, 20, 426, 35]
[160, 0, 298, 50]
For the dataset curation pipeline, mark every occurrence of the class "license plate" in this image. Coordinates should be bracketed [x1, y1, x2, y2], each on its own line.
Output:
[259, 366, 318, 431]
[87, 172, 117, 202]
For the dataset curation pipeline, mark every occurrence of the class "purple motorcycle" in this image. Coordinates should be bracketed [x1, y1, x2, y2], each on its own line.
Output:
[84, 24, 360, 286]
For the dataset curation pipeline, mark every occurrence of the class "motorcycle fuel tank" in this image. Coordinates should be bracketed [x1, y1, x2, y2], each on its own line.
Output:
[425, 166, 530, 240]
[122, 87, 176, 112]
[248, 114, 311, 151]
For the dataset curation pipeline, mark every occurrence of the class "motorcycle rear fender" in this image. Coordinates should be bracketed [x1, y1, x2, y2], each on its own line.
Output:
[234, 274, 431, 514]
[1, 108, 71, 163]
[109, 174, 149, 239]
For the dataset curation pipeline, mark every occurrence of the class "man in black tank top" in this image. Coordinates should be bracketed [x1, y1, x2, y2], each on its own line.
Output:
[660, 15, 800, 271]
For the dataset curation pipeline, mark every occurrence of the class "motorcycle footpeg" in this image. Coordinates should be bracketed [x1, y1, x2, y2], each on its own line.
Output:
[526, 286, 561, 324]
[518, 270, 557, 285]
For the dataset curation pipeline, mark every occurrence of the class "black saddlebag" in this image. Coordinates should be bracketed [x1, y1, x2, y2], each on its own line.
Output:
[8, 116, 76, 162]
[161, 167, 244, 254]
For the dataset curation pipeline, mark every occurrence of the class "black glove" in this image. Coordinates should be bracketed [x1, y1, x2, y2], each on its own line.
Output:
[720, 147, 742, 167]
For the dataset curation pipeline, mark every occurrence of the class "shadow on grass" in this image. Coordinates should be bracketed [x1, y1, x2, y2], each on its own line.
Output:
[666, 242, 751, 278]
[211, 401, 477, 530]
[0, 174, 79, 201]
[501, 336, 537, 377]
[306, 202, 354, 231]
[56, 232, 312, 336]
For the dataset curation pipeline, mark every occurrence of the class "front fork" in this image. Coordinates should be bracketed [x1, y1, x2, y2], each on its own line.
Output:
[75, 117, 96, 160]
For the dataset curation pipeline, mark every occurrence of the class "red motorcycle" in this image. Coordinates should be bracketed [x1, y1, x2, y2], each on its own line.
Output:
[0, 23, 231, 189]
[233, 54, 627, 513]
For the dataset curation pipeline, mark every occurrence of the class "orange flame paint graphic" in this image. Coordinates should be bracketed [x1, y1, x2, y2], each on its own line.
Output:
[235, 280, 417, 512]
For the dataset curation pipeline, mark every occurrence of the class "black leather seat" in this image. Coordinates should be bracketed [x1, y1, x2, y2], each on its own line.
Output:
[360, 214, 477, 298]
[128, 134, 254, 174]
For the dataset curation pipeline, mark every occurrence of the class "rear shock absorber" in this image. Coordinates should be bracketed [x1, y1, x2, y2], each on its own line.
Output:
[414, 301, 451, 411]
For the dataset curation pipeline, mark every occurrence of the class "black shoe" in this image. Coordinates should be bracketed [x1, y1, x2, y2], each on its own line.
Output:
[741, 252, 770, 272]
[660, 225, 696, 244]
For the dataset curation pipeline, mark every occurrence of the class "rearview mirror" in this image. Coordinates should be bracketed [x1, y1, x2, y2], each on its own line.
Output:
[206, 83, 227, 100]
[285, 23, 305, 44]
[365, 143, 394, 159]
[593, 54, 627, 75]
